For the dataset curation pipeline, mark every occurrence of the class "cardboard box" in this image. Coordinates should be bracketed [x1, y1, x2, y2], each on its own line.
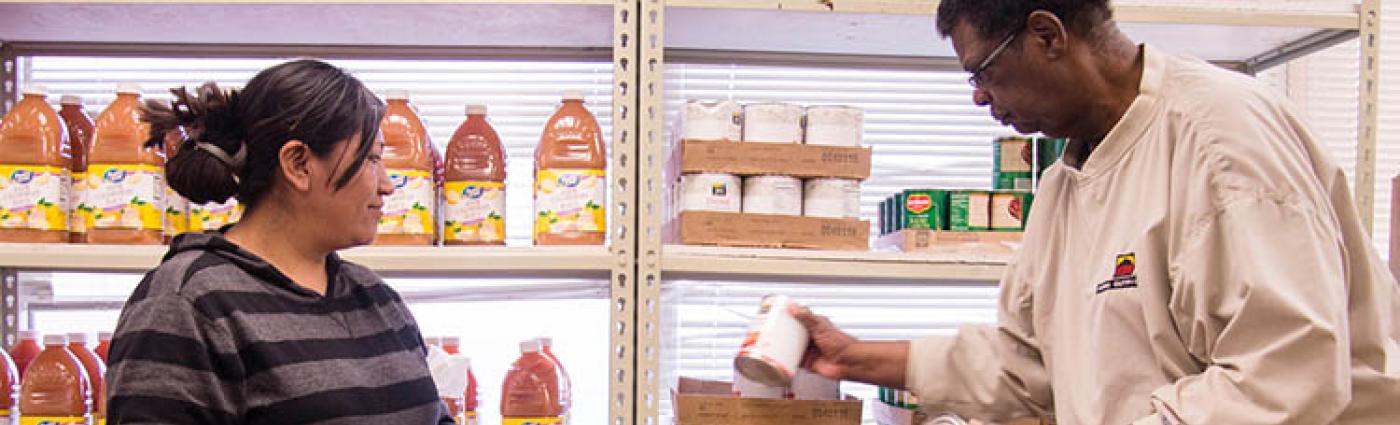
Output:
[670, 211, 870, 250]
[875, 229, 1023, 257]
[674, 377, 862, 425]
[675, 139, 872, 180]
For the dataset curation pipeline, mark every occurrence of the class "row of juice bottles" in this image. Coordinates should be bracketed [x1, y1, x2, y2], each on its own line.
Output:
[0, 331, 111, 424]
[0, 84, 608, 246]
[0, 331, 576, 425]
[428, 336, 575, 425]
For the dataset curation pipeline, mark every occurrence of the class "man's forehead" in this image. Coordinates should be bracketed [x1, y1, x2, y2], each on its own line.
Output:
[947, 21, 985, 70]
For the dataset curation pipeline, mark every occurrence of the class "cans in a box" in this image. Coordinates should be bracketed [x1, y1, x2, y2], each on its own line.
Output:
[679, 173, 742, 213]
[734, 294, 809, 387]
[901, 189, 949, 230]
[994, 136, 1034, 191]
[742, 103, 805, 144]
[681, 100, 742, 142]
[949, 190, 991, 231]
[803, 178, 861, 219]
[804, 105, 863, 147]
[990, 191, 1033, 231]
[742, 175, 803, 216]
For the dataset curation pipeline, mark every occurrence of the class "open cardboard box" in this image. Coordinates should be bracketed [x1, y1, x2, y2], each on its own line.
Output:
[668, 211, 870, 250]
[671, 139, 872, 180]
[673, 377, 863, 425]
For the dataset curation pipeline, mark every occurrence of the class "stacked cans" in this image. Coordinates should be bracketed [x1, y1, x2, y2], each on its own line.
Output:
[994, 136, 1067, 191]
[675, 100, 865, 219]
[880, 189, 1032, 233]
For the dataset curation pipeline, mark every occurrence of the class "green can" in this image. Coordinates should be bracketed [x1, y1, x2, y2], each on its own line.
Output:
[990, 191, 1033, 231]
[878, 198, 889, 235]
[894, 192, 906, 232]
[1036, 137, 1068, 174]
[949, 190, 991, 231]
[901, 189, 949, 231]
[993, 136, 1034, 191]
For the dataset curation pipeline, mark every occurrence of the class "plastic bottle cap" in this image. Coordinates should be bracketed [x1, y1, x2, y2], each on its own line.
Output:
[18, 330, 37, 340]
[562, 91, 585, 102]
[442, 336, 461, 346]
[43, 334, 68, 346]
[98, 331, 114, 340]
[21, 85, 48, 96]
[66, 332, 90, 344]
[465, 104, 487, 115]
[425, 336, 441, 346]
[520, 340, 542, 353]
[59, 94, 83, 105]
[383, 89, 410, 101]
[116, 82, 142, 94]
[536, 336, 553, 347]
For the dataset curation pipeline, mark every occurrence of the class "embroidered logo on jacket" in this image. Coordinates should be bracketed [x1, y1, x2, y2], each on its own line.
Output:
[1096, 253, 1139, 293]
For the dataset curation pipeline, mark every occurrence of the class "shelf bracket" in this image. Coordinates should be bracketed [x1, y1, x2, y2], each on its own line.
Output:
[0, 268, 18, 349]
[1, 42, 15, 116]
[1354, 0, 1380, 233]
[1242, 28, 1357, 75]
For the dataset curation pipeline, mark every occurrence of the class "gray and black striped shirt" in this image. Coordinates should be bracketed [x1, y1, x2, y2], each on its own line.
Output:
[106, 232, 451, 425]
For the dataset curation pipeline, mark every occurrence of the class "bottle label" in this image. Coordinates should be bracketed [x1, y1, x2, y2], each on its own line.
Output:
[87, 164, 162, 230]
[70, 172, 87, 234]
[379, 169, 434, 236]
[502, 418, 563, 425]
[164, 186, 189, 236]
[443, 181, 505, 243]
[189, 199, 243, 231]
[534, 169, 605, 239]
[20, 417, 87, 425]
[0, 165, 70, 231]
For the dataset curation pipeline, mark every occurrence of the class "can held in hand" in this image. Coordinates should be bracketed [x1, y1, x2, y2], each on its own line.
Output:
[734, 294, 809, 387]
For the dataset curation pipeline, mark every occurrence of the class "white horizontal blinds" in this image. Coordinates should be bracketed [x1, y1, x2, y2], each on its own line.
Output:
[1376, 3, 1398, 261]
[665, 62, 1006, 239]
[21, 56, 615, 246]
[659, 279, 1001, 424]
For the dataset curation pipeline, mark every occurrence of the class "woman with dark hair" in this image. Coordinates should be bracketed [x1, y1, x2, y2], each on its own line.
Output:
[105, 59, 452, 424]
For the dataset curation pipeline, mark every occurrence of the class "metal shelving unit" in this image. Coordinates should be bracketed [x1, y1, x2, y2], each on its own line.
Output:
[639, 1, 1381, 424]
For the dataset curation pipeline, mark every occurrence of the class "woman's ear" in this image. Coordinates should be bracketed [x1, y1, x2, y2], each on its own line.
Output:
[278, 140, 314, 192]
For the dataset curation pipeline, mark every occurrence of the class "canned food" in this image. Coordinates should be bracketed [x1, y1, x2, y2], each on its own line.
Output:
[734, 295, 809, 387]
[679, 173, 742, 213]
[949, 190, 991, 231]
[803, 178, 861, 219]
[680, 100, 743, 142]
[803, 105, 864, 147]
[742, 103, 804, 144]
[990, 191, 1033, 231]
[930, 414, 971, 425]
[901, 189, 950, 231]
[994, 136, 1034, 191]
[742, 175, 803, 216]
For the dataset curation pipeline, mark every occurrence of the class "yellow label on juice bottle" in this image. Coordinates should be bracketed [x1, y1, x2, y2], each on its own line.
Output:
[534, 168, 605, 239]
[87, 164, 162, 231]
[188, 199, 243, 232]
[378, 169, 434, 236]
[443, 180, 505, 243]
[502, 417, 563, 425]
[20, 416, 87, 425]
[164, 185, 189, 236]
[0, 165, 71, 231]
[69, 171, 87, 235]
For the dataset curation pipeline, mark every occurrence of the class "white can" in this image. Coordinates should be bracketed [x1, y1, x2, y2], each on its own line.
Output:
[734, 294, 809, 387]
[742, 103, 804, 144]
[679, 173, 742, 213]
[733, 365, 787, 399]
[929, 414, 970, 425]
[802, 178, 861, 219]
[804, 105, 864, 147]
[681, 100, 742, 142]
[742, 176, 802, 216]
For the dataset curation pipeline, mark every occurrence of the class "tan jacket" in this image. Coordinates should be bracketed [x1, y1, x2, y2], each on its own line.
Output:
[906, 45, 1400, 425]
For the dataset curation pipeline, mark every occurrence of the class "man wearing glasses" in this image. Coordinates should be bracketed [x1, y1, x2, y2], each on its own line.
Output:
[791, 1, 1400, 424]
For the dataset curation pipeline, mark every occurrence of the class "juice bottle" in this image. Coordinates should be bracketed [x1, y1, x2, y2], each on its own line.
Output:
[0, 346, 18, 424]
[160, 127, 189, 242]
[65, 333, 104, 425]
[534, 92, 606, 246]
[86, 83, 163, 244]
[440, 337, 478, 424]
[500, 340, 562, 424]
[536, 337, 571, 416]
[94, 332, 112, 364]
[188, 199, 243, 233]
[11, 331, 40, 383]
[443, 105, 507, 245]
[374, 90, 435, 245]
[0, 86, 71, 243]
[57, 95, 94, 244]
[19, 334, 89, 425]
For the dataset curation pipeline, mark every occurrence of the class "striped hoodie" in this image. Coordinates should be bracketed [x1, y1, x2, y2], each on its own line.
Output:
[106, 232, 452, 424]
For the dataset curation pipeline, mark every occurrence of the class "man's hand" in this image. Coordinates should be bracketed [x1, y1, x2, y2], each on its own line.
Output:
[788, 303, 910, 388]
[789, 303, 859, 380]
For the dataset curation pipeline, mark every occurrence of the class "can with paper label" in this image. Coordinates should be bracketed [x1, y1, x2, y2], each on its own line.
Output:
[734, 294, 809, 387]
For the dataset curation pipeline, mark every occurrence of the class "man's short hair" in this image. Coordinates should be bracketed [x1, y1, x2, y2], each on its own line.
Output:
[936, 0, 1113, 40]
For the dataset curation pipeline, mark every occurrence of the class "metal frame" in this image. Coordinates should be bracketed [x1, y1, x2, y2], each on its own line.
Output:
[1356, 0, 1381, 232]
[1, 42, 15, 116]
[637, 0, 665, 424]
[612, 1, 641, 425]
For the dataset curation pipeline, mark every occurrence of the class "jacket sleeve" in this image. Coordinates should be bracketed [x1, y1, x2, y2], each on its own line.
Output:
[1149, 195, 1351, 424]
[106, 292, 242, 425]
[905, 260, 1053, 422]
